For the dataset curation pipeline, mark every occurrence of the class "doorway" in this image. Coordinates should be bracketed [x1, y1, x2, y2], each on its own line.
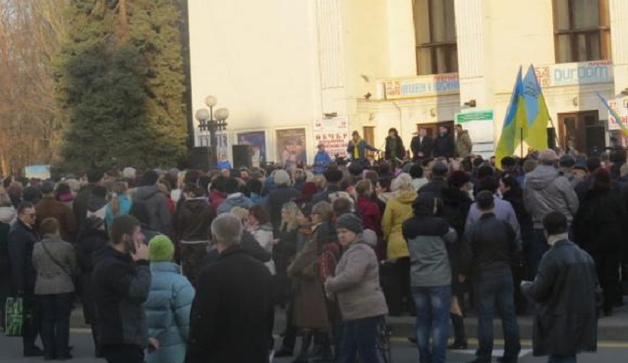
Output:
[558, 111, 605, 155]
[415, 121, 455, 139]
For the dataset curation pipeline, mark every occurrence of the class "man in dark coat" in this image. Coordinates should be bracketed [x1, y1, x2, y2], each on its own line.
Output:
[418, 162, 449, 199]
[265, 170, 299, 231]
[73, 169, 104, 237]
[521, 212, 599, 363]
[410, 127, 433, 161]
[92, 215, 154, 363]
[432, 126, 455, 159]
[187, 213, 274, 363]
[8, 202, 43, 356]
[462, 191, 520, 363]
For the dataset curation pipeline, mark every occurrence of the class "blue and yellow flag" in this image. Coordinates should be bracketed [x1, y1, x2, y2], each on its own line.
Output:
[522, 65, 549, 151]
[496, 67, 526, 167]
[596, 92, 628, 137]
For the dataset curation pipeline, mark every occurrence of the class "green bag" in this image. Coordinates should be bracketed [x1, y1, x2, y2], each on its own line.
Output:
[4, 297, 23, 337]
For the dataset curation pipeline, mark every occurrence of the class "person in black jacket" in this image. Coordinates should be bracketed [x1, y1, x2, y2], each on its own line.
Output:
[8, 202, 43, 357]
[439, 171, 472, 350]
[73, 169, 104, 236]
[92, 215, 155, 363]
[187, 213, 274, 363]
[418, 162, 449, 199]
[462, 191, 521, 363]
[76, 216, 109, 358]
[573, 168, 628, 316]
[432, 126, 455, 159]
[384, 128, 406, 166]
[499, 175, 533, 314]
[522, 212, 599, 363]
[176, 185, 214, 287]
[410, 127, 433, 161]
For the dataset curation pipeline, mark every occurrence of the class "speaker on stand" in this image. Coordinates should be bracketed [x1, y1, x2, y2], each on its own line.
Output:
[232, 145, 252, 169]
[189, 146, 216, 171]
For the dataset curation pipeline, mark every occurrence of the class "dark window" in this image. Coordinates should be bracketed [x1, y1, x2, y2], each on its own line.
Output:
[413, 0, 458, 75]
[553, 0, 611, 63]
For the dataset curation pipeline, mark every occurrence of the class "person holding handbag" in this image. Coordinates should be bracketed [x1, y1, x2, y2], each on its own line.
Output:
[32, 217, 79, 361]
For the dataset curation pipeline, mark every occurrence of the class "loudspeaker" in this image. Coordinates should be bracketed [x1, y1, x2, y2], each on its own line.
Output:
[190, 146, 215, 171]
[232, 145, 252, 169]
[547, 128, 557, 150]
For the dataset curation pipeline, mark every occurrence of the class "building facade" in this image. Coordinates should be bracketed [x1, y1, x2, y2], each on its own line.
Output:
[188, 0, 628, 164]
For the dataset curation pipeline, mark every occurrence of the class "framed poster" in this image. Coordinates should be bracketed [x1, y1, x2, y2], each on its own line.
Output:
[276, 128, 307, 167]
[236, 131, 267, 168]
[313, 116, 349, 158]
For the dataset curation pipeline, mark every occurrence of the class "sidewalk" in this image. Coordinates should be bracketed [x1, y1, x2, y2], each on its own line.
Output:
[70, 303, 628, 341]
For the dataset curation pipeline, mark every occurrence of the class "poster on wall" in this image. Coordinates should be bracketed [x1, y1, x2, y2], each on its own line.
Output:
[237, 131, 266, 168]
[216, 132, 230, 169]
[313, 117, 349, 158]
[455, 110, 495, 159]
[276, 128, 307, 168]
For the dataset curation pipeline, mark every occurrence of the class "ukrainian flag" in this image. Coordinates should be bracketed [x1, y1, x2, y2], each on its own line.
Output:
[596, 92, 628, 137]
[522, 65, 549, 151]
[496, 67, 526, 168]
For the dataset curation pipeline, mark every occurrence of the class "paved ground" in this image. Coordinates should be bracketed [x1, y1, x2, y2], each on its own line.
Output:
[1, 329, 627, 363]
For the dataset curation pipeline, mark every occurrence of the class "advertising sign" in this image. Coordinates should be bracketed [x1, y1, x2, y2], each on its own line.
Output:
[383, 73, 460, 99]
[534, 60, 613, 88]
[237, 131, 266, 168]
[276, 128, 307, 167]
[313, 117, 349, 158]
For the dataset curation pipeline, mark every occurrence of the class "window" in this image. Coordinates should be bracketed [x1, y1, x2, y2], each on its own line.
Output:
[413, 0, 458, 75]
[553, 0, 611, 63]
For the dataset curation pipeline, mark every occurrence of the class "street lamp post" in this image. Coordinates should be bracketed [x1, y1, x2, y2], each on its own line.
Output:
[194, 95, 229, 170]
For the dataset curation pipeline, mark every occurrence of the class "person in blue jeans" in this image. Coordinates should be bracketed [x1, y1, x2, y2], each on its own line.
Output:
[462, 191, 521, 363]
[522, 212, 600, 363]
[402, 194, 457, 363]
[324, 214, 388, 363]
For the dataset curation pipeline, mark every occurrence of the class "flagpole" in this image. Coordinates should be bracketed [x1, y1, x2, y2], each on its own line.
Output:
[520, 127, 524, 158]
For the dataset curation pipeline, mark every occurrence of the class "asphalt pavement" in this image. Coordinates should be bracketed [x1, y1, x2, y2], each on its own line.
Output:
[1, 329, 627, 363]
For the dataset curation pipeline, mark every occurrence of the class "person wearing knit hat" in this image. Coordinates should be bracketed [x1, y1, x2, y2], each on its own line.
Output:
[336, 213, 364, 235]
[325, 210, 388, 363]
[145, 234, 195, 363]
[148, 235, 175, 262]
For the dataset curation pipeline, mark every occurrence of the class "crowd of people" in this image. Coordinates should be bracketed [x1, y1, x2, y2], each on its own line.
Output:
[0, 134, 626, 363]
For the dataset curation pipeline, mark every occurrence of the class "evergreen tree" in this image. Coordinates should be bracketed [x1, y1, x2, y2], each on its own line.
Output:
[55, 0, 188, 172]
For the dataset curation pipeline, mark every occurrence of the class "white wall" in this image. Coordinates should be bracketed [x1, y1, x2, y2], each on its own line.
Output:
[188, 0, 321, 163]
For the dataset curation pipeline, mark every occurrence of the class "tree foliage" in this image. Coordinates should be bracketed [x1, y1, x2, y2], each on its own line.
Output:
[55, 0, 188, 173]
[0, 0, 69, 175]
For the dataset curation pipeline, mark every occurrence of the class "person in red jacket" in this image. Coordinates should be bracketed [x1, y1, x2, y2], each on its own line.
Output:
[354, 180, 382, 235]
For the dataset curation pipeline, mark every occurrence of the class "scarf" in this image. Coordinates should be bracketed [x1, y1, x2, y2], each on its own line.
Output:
[353, 139, 361, 160]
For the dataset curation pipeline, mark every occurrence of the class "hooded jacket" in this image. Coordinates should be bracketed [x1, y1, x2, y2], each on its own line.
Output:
[134, 185, 172, 235]
[402, 197, 457, 287]
[177, 198, 213, 242]
[145, 262, 195, 363]
[523, 165, 579, 229]
[382, 190, 417, 260]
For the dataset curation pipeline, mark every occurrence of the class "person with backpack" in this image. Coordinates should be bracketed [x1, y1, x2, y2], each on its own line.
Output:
[105, 181, 132, 230]
[32, 218, 79, 360]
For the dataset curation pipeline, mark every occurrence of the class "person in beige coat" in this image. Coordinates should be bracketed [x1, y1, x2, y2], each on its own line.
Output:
[325, 214, 388, 363]
[32, 218, 79, 360]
